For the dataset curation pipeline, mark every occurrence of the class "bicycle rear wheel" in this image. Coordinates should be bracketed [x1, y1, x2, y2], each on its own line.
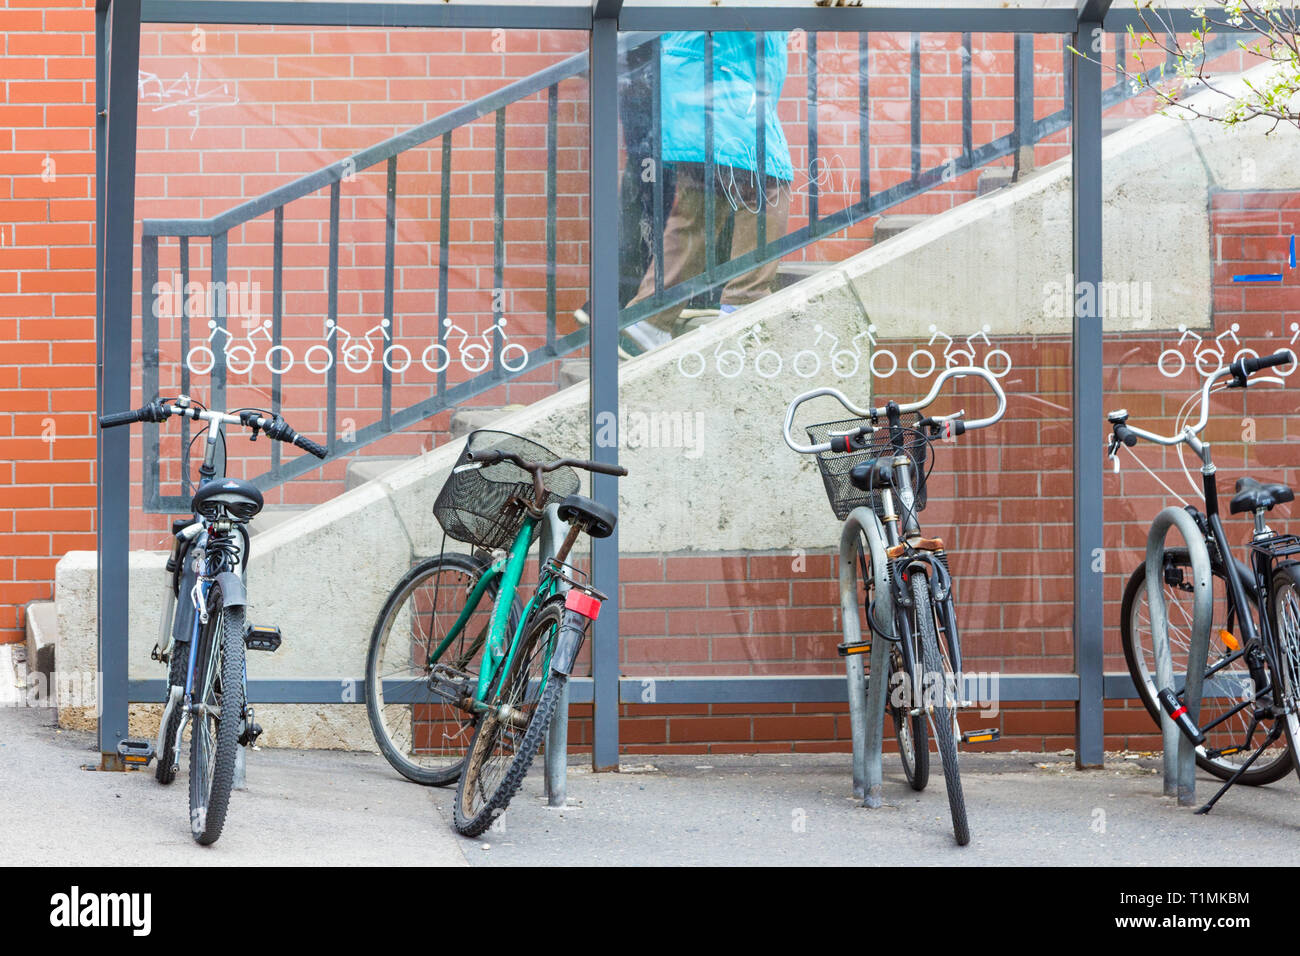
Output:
[889, 645, 929, 792]
[453, 602, 563, 836]
[189, 587, 245, 846]
[1121, 549, 1291, 784]
[366, 553, 519, 786]
[911, 572, 969, 846]
[1268, 564, 1300, 787]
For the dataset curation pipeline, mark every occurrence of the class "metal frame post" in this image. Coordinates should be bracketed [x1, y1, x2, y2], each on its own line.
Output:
[539, 504, 571, 805]
[588, 11, 621, 772]
[1071, 18, 1105, 769]
[96, 0, 143, 770]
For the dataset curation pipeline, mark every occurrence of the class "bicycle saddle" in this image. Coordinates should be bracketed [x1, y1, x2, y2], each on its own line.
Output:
[557, 493, 617, 539]
[191, 477, 265, 521]
[1230, 476, 1294, 515]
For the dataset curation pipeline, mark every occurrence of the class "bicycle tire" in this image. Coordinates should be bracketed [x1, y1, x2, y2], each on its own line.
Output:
[912, 572, 970, 846]
[453, 601, 563, 837]
[189, 588, 245, 846]
[156, 642, 187, 785]
[889, 646, 929, 792]
[1268, 563, 1300, 787]
[366, 552, 520, 786]
[1121, 549, 1292, 784]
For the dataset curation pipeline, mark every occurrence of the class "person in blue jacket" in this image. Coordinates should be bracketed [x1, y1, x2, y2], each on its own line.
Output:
[622, 31, 793, 354]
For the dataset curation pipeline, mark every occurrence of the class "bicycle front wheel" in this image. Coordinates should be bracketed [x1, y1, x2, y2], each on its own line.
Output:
[911, 572, 969, 846]
[453, 601, 564, 837]
[366, 553, 518, 786]
[1121, 549, 1291, 784]
[889, 645, 929, 792]
[189, 588, 246, 846]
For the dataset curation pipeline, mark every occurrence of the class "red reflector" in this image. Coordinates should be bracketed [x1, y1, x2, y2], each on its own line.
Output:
[565, 588, 601, 621]
[1170, 705, 1187, 720]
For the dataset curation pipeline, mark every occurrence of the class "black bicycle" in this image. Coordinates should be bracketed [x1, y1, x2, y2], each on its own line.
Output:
[1108, 350, 1300, 811]
[99, 395, 326, 844]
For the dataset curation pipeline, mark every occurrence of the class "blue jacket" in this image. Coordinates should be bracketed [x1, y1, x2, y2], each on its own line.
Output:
[658, 31, 793, 182]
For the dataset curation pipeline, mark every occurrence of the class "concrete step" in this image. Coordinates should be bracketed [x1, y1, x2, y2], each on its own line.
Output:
[559, 359, 589, 389]
[344, 456, 410, 492]
[249, 504, 314, 536]
[872, 214, 931, 244]
[977, 166, 1015, 196]
[775, 261, 837, 290]
[24, 600, 55, 683]
[449, 404, 524, 439]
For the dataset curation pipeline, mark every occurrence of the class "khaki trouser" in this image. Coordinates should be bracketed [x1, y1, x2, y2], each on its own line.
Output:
[628, 162, 791, 334]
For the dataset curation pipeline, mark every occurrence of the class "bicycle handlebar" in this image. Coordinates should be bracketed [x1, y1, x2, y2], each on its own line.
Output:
[466, 449, 628, 478]
[99, 399, 329, 459]
[1108, 350, 1292, 449]
[782, 365, 1008, 455]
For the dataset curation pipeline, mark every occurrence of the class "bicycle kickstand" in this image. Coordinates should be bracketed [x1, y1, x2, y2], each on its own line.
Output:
[1194, 723, 1285, 815]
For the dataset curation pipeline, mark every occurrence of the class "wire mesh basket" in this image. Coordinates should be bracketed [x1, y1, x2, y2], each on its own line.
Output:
[434, 430, 580, 551]
[805, 414, 931, 521]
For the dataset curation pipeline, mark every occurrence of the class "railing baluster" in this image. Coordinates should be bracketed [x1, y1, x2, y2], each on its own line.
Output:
[910, 33, 921, 183]
[808, 29, 819, 226]
[858, 31, 870, 203]
[326, 183, 339, 449]
[651, 37, 664, 299]
[383, 156, 396, 431]
[546, 83, 557, 353]
[142, 233, 160, 509]
[211, 231, 228, 416]
[179, 236, 191, 484]
[437, 134, 451, 400]
[1013, 34, 1035, 178]
[271, 208, 283, 475]
[961, 33, 973, 159]
[756, 32, 767, 256]
[704, 31, 715, 275]
[493, 107, 506, 379]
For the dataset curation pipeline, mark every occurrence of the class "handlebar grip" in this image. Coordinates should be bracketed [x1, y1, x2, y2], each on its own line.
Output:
[587, 462, 629, 477]
[467, 450, 507, 466]
[294, 434, 328, 459]
[98, 409, 142, 429]
[1114, 423, 1138, 447]
[1243, 351, 1291, 375]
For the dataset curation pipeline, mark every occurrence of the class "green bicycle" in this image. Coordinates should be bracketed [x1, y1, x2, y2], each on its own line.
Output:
[365, 430, 625, 836]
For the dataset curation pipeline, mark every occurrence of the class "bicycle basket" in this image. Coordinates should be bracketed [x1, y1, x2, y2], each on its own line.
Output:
[805, 414, 931, 521]
[434, 430, 581, 551]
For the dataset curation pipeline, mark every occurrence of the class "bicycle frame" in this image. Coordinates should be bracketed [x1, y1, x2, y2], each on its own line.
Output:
[430, 514, 563, 708]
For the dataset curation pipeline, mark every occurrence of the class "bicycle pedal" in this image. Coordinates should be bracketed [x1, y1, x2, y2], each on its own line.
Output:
[117, 738, 155, 768]
[837, 640, 872, 657]
[1205, 745, 1243, 759]
[961, 728, 1000, 745]
[239, 722, 264, 747]
[245, 624, 282, 652]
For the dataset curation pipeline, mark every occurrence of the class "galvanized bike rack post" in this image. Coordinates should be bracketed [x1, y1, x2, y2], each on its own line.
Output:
[1144, 506, 1214, 805]
[539, 503, 571, 807]
[838, 506, 897, 807]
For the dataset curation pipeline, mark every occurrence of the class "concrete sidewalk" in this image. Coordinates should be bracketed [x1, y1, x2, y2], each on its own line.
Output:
[4, 693, 1300, 865]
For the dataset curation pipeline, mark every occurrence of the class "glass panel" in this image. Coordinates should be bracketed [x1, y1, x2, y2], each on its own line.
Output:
[1102, 27, 1300, 756]
[615, 29, 1072, 753]
[129, 24, 591, 746]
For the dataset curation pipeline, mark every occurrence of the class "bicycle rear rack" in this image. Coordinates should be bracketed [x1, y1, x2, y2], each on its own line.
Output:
[1250, 533, 1300, 561]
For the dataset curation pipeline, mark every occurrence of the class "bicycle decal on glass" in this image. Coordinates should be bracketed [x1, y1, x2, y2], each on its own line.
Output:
[181, 318, 532, 378]
[675, 322, 1014, 382]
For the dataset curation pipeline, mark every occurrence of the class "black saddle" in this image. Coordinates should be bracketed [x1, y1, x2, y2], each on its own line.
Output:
[557, 493, 616, 539]
[191, 477, 265, 521]
[1230, 476, 1294, 515]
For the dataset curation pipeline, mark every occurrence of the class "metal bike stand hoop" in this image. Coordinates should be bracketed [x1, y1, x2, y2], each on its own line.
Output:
[1144, 506, 1214, 805]
[838, 506, 897, 807]
[539, 502, 571, 807]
